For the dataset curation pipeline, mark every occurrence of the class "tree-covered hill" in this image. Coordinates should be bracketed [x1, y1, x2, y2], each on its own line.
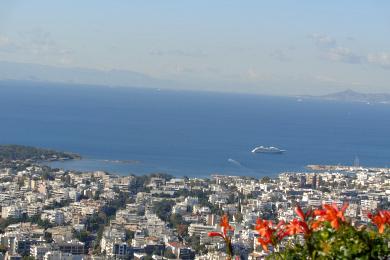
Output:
[0, 144, 80, 161]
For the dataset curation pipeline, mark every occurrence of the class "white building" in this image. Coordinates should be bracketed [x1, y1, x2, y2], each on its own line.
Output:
[43, 251, 84, 260]
[30, 244, 51, 260]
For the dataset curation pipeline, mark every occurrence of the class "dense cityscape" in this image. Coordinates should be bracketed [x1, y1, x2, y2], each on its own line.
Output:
[2, 1, 390, 259]
[0, 146, 388, 259]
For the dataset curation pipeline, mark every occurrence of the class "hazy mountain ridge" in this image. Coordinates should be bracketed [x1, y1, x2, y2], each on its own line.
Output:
[303, 89, 390, 104]
[1, 60, 389, 101]
[0, 60, 172, 89]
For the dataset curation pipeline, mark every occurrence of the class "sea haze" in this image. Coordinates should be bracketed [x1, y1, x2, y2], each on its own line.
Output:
[1, 81, 390, 177]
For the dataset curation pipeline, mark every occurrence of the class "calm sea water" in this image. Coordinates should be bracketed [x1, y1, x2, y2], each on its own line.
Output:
[1, 81, 390, 177]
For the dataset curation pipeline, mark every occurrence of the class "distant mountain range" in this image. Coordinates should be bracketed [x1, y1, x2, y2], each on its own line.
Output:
[302, 89, 390, 104]
[0, 60, 389, 102]
[0, 60, 172, 89]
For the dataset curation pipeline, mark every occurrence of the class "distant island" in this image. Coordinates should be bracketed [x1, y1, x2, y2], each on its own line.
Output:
[0, 144, 81, 162]
[301, 89, 390, 104]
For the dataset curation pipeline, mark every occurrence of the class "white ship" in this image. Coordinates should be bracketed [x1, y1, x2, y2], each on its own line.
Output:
[251, 146, 286, 154]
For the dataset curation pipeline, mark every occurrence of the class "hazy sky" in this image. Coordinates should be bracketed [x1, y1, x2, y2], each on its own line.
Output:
[0, 1, 390, 95]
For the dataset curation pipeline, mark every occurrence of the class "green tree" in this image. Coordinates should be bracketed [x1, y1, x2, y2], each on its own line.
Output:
[125, 230, 135, 242]
[73, 230, 90, 242]
[169, 214, 186, 227]
[153, 200, 174, 222]
[260, 176, 271, 183]
[234, 212, 243, 223]
[44, 232, 53, 243]
[22, 257, 35, 260]
[0, 244, 7, 254]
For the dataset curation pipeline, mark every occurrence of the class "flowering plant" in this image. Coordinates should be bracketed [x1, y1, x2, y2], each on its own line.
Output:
[254, 204, 390, 259]
[208, 214, 235, 259]
[368, 210, 390, 234]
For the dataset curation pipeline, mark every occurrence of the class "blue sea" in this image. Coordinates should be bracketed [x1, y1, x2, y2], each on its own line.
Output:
[1, 81, 390, 178]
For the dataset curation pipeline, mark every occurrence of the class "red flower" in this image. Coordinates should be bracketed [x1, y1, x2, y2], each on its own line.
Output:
[255, 219, 274, 252]
[295, 205, 312, 221]
[290, 205, 312, 237]
[254, 219, 285, 252]
[284, 219, 310, 236]
[208, 214, 234, 257]
[312, 203, 348, 230]
[255, 219, 273, 238]
[368, 210, 390, 234]
[208, 214, 234, 239]
[258, 237, 272, 252]
[220, 214, 234, 235]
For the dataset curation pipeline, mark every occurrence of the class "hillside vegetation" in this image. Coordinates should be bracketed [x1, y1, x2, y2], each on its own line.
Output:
[0, 144, 80, 161]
